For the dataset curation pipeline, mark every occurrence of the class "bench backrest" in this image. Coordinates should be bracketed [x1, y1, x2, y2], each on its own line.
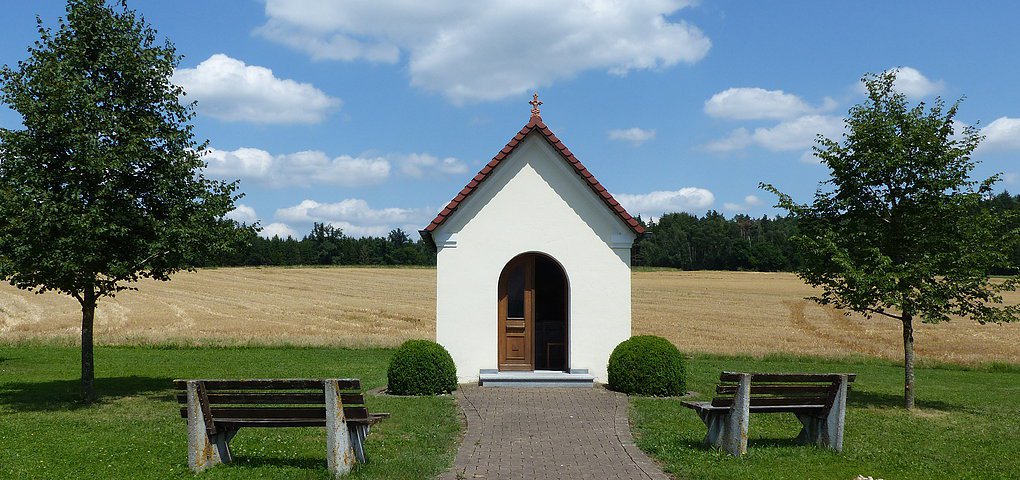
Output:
[712, 372, 856, 409]
[173, 379, 369, 430]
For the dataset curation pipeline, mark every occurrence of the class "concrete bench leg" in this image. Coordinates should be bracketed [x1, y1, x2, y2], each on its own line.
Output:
[186, 381, 226, 472]
[698, 373, 750, 456]
[794, 375, 848, 452]
[210, 427, 239, 464]
[325, 379, 356, 477]
[348, 424, 369, 463]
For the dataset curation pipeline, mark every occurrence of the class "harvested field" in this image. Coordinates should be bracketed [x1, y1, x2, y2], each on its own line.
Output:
[0, 267, 1018, 364]
[632, 270, 1020, 365]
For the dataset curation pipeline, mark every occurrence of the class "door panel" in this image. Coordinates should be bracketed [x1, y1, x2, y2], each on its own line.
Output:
[498, 256, 534, 370]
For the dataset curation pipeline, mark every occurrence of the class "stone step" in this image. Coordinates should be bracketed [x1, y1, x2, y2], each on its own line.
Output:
[478, 369, 594, 388]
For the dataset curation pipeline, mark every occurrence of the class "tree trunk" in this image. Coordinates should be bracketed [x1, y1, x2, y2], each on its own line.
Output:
[80, 287, 97, 402]
[901, 312, 915, 409]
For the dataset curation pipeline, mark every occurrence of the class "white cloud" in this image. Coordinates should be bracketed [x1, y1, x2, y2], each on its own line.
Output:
[275, 198, 430, 229]
[226, 204, 258, 224]
[1003, 172, 1018, 185]
[799, 150, 823, 164]
[318, 221, 393, 238]
[398, 153, 469, 178]
[979, 117, 1020, 152]
[723, 194, 763, 213]
[857, 67, 944, 98]
[704, 127, 752, 152]
[615, 187, 715, 218]
[751, 115, 844, 151]
[256, 0, 710, 102]
[608, 128, 656, 146]
[706, 115, 844, 153]
[275, 198, 433, 237]
[261, 222, 299, 239]
[204, 147, 390, 188]
[705, 87, 836, 121]
[173, 54, 341, 124]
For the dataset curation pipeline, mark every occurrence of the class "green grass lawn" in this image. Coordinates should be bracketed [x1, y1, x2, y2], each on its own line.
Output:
[0, 345, 460, 479]
[631, 354, 1020, 480]
[4, 345, 1018, 479]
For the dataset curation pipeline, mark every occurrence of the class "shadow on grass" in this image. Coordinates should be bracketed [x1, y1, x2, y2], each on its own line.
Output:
[849, 390, 961, 412]
[673, 436, 804, 453]
[0, 376, 173, 411]
[229, 455, 327, 471]
[748, 437, 803, 448]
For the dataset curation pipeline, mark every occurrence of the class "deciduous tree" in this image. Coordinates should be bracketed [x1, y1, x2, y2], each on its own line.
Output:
[0, 0, 244, 401]
[762, 70, 1020, 408]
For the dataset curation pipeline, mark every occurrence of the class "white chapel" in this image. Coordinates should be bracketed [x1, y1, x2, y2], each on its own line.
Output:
[420, 95, 644, 384]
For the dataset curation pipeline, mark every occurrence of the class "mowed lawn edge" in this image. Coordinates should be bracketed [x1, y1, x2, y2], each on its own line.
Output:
[0, 345, 460, 479]
[630, 353, 1020, 480]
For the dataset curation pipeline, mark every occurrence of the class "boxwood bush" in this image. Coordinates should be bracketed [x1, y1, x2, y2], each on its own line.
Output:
[387, 339, 457, 395]
[608, 335, 686, 396]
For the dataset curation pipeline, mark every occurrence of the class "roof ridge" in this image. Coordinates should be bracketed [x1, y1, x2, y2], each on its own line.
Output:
[421, 117, 645, 245]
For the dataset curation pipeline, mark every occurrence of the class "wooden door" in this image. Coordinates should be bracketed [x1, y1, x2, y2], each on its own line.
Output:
[498, 255, 534, 371]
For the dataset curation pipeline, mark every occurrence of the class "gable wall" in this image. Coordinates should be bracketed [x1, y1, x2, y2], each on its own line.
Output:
[433, 135, 635, 382]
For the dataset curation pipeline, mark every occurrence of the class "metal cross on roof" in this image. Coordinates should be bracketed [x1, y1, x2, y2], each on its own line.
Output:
[529, 93, 543, 118]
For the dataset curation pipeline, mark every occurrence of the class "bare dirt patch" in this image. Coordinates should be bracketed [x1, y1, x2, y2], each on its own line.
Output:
[1, 267, 1017, 364]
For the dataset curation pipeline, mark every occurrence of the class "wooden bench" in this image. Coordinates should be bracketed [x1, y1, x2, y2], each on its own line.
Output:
[681, 372, 855, 456]
[174, 378, 389, 476]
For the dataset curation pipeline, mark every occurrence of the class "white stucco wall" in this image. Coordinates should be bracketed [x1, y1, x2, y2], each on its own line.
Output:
[433, 134, 636, 383]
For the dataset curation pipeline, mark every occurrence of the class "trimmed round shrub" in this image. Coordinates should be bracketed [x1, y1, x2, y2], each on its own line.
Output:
[608, 335, 686, 396]
[387, 340, 457, 395]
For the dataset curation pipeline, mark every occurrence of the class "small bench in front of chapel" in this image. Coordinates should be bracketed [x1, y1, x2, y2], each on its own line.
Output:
[175, 378, 388, 477]
[682, 371, 855, 456]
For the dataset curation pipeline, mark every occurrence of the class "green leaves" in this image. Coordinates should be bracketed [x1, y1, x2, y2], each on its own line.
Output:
[764, 70, 1020, 326]
[0, 0, 249, 303]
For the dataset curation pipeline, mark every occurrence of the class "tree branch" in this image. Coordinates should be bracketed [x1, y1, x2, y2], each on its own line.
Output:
[97, 250, 171, 293]
[867, 307, 904, 321]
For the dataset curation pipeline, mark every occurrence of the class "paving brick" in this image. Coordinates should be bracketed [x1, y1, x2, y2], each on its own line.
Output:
[441, 386, 669, 479]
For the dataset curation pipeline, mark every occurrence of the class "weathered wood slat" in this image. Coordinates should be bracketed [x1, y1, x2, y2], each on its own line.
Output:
[213, 419, 327, 428]
[686, 403, 827, 414]
[175, 392, 364, 406]
[179, 406, 370, 421]
[209, 414, 387, 428]
[719, 372, 856, 383]
[712, 396, 830, 407]
[715, 384, 835, 395]
[173, 379, 361, 391]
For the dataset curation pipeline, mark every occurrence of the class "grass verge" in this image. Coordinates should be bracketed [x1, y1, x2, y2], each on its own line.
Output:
[631, 354, 1020, 479]
[0, 345, 459, 479]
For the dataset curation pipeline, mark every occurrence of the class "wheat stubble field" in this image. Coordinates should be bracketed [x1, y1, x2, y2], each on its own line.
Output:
[1, 267, 1018, 364]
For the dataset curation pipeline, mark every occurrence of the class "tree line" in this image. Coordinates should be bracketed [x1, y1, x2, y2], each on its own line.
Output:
[198, 190, 1019, 273]
[201, 223, 437, 267]
[635, 190, 1019, 273]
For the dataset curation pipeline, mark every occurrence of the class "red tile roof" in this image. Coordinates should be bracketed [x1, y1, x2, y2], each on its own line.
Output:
[421, 115, 646, 243]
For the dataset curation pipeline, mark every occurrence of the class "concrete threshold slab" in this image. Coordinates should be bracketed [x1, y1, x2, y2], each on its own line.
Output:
[479, 369, 595, 388]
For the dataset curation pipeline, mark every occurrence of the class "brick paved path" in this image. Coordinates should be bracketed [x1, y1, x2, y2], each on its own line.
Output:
[441, 386, 669, 480]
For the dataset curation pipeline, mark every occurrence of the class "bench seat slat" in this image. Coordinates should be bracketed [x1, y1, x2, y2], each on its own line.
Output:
[682, 400, 826, 414]
[179, 406, 371, 421]
[173, 379, 361, 391]
[715, 384, 836, 395]
[719, 372, 856, 383]
[711, 396, 831, 407]
[175, 392, 364, 406]
[212, 413, 388, 428]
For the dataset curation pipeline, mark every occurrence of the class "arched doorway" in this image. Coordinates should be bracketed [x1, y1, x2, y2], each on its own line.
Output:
[497, 253, 568, 371]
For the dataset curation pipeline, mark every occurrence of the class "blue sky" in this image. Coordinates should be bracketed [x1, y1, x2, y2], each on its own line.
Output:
[2, 1, 1018, 239]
